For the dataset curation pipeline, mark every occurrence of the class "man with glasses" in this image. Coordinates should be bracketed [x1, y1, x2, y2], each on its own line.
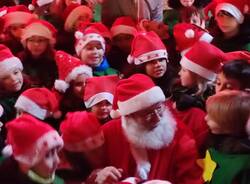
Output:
[91, 74, 203, 184]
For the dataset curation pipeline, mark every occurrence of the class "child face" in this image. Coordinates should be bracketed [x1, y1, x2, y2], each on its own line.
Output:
[91, 100, 112, 121]
[31, 147, 60, 178]
[80, 41, 104, 67]
[145, 58, 167, 78]
[71, 73, 89, 98]
[215, 72, 241, 93]
[180, 0, 195, 7]
[26, 36, 49, 57]
[0, 69, 23, 93]
[178, 67, 196, 87]
[216, 11, 239, 36]
[8, 24, 25, 39]
[112, 34, 134, 54]
[205, 115, 223, 134]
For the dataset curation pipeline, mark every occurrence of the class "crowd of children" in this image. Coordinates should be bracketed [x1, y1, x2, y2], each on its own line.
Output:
[0, 0, 250, 184]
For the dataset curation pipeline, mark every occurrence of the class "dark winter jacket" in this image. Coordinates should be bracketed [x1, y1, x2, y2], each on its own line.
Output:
[211, 15, 250, 52]
[18, 49, 58, 88]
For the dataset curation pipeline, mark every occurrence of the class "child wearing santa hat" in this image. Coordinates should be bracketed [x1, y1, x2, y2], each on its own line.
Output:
[0, 44, 30, 152]
[0, 114, 64, 184]
[15, 87, 62, 130]
[54, 51, 92, 116]
[58, 111, 107, 183]
[215, 58, 250, 93]
[84, 75, 119, 124]
[127, 31, 177, 98]
[107, 16, 137, 76]
[209, 0, 250, 52]
[172, 41, 225, 111]
[203, 90, 250, 183]
[55, 3, 93, 55]
[75, 25, 118, 76]
[18, 19, 58, 88]
[1, 5, 37, 55]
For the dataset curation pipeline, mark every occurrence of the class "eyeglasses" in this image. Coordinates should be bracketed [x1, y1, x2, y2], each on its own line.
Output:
[131, 102, 165, 119]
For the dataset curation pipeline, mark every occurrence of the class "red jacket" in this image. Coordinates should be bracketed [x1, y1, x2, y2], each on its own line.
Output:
[101, 117, 203, 184]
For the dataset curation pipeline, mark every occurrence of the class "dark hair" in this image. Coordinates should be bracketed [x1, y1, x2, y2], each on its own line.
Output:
[180, 6, 204, 23]
[168, 0, 211, 9]
[222, 59, 250, 90]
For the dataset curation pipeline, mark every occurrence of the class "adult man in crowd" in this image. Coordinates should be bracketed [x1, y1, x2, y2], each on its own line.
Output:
[95, 74, 203, 184]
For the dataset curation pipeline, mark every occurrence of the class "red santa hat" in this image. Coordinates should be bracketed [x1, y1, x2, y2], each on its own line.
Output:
[15, 88, 61, 120]
[63, 4, 92, 32]
[110, 74, 165, 118]
[180, 41, 225, 81]
[28, 0, 54, 11]
[173, 23, 213, 55]
[110, 16, 138, 38]
[84, 75, 120, 108]
[0, 44, 23, 78]
[2, 5, 37, 31]
[215, 0, 249, 23]
[54, 50, 93, 93]
[60, 111, 104, 152]
[127, 31, 168, 65]
[21, 19, 57, 46]
[3, 114, 63, 167]
[75, 26, 105, 56]
[88, 22, 111, 40]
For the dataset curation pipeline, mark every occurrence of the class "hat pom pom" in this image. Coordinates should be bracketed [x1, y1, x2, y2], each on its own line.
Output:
[2, 145, 13, 158]
[110, 109, 121, 119]
[75, 31, 83, 39]
[54, 80, 70, 93]
[185, 29, 195, 38]
[28, 4, 35, 11]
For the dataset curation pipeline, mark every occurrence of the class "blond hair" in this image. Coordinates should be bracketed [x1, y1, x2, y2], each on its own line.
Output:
[206, 90, 250, 137]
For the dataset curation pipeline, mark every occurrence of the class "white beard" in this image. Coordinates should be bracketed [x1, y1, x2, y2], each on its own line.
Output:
[122, 109, 177, 150]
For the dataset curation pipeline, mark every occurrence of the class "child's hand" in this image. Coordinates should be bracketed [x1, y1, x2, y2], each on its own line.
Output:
[95, 166, 123, 184]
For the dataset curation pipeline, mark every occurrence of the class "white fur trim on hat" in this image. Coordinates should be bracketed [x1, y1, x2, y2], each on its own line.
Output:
[180, 56, 216, 81]
[118, 86, 165, 116]
[64, 6, 92, 32]
[54, 80, 70, 93]
[216, 3, 244, 23]
[111, 25, 137, 38]
[15, 95, 48, 120]
[14, 130, 63, 166]
[75, 33, 105, 56]
[21, 22, 56, 47]
[199, 32, 213, 43]
[85, 92, 114, 108]
[127, 49, 168, 65]
[37, 0, 54, 7]
[65, 65, 93, 83]
[0, 57, 23, 77]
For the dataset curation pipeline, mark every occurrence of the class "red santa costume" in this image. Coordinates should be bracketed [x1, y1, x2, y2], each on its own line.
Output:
[102, 74, 203, 184]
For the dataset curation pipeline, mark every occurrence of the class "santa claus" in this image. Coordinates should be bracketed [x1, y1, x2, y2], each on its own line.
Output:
[93, 74, 203, 184]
